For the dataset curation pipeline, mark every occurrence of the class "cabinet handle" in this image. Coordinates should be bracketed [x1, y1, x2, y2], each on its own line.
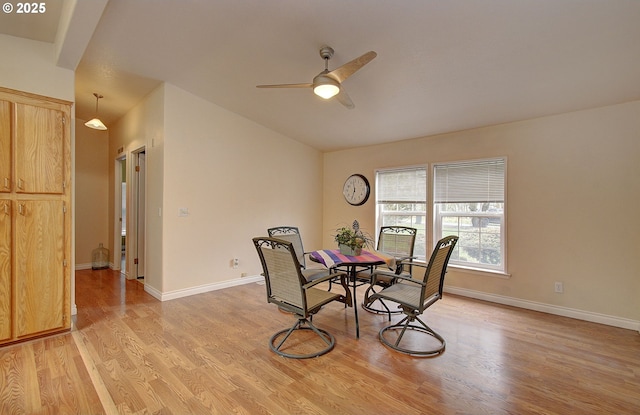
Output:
[3, 177, 7, 188]
[2, 203, 8, 215]
[17, 178, 24, 189]
[18, 203, 24, 215]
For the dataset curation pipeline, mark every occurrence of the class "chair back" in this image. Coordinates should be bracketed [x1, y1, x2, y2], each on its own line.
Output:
[420, 236, 458, 311]
[377, 226, 417, 258]
[253, 237, 307, 311]
[267, 226, 307, 268]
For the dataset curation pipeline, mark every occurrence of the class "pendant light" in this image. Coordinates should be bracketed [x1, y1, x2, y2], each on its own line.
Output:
[84, 93, 107, 130]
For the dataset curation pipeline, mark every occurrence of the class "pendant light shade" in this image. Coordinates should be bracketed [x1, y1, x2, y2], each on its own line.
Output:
[84, 117, 107, 130]
[312, 74, 340, 99]
[85, 93, 107, 130]
[313, 83, 340, 99]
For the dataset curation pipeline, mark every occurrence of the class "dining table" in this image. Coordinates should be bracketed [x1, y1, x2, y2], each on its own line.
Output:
[309, 249, 395, 338]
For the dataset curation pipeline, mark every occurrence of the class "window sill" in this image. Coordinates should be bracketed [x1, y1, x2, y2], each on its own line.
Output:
[449, 265, 511, 279]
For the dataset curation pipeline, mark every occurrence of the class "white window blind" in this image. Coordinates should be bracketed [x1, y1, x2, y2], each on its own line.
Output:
[434, 159, 505, 203]
[376, 167, 427, 259]
[377, 168, 426, 203]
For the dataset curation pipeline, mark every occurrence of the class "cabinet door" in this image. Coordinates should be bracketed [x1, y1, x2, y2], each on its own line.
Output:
[15, 103, 65, 194]
[0, 100, 10, 193]
[0, 200, 10, 341]
[15, 200, 66, 337]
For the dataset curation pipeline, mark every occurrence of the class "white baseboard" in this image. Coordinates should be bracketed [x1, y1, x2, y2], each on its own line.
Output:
[444, 286, 640, 333]
[146, 275, 264, 302]
[75, 263, 118, 271]
[75, 263, 92, 270]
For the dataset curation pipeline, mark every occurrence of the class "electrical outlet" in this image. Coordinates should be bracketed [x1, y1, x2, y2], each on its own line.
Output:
[554, 282, 564, 293]
[232, 258, 239, 269]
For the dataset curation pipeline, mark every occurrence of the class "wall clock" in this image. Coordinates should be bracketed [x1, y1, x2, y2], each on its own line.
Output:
[343, 174, 370, 206]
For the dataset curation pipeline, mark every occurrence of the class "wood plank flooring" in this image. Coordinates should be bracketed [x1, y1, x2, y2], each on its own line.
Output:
[1, 268, 639, 414]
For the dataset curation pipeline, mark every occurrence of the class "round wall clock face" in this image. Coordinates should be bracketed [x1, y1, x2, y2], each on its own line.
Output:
[343, 174, 370, 206]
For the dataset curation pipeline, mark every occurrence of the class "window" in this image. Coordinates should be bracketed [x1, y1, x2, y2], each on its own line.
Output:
[433, 158, 506, 273]
[376, 167, 427, 260]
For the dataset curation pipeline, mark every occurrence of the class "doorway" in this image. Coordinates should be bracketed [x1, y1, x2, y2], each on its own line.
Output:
[132, 149, 146, 280]
[115, 156, 126, 274]
[114, 148, 146, 281]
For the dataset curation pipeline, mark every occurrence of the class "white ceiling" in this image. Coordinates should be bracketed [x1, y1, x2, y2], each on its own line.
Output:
[2, 0, 640, 151]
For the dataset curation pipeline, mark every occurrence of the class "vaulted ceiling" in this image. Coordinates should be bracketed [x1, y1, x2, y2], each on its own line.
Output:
[2, 0, 640, 151]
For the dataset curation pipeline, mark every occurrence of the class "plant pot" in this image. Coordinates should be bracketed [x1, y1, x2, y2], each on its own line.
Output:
[339, 244, 362, 256]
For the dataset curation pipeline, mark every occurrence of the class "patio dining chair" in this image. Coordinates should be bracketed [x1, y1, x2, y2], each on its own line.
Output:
[357, 226, 417, 319]
[253, 237, 351, 359]
[365, 235, 458, 356]
[267, 226, 330, 282]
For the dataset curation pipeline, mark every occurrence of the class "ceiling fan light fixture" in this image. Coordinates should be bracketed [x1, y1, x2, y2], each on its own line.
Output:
[257, 46, 376, 108]
[85, 93, 107, 130]
[313, 75, 340, 99]
[314, 83, 340, 99]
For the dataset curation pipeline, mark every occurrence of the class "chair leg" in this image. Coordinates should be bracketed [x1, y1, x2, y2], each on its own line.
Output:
[362, 285, 401, 321]
[327, 267, 341, 291]
[378, 314, 446, 357]
[269, 317, 336, 359]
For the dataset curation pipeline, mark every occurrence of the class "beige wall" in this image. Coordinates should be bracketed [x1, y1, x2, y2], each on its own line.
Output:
[108, 83, 323, 297]
[162, 84, 323, 293]
[323, 101, 640, 326]
[0, 35, 74, 101]
[74, 120, 109, 266]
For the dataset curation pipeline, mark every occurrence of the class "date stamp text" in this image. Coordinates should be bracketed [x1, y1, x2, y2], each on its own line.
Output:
[3, 2, 47, 14]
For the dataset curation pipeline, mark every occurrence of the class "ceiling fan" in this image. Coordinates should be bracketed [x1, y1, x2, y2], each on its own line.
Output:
[256, 46, 377, 109]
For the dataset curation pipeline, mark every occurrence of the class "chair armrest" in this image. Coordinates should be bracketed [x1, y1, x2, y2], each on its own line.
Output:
[303, 271, 345, 288]
[370, 268, 398, 281]
[303, 272, 352, 307]
[371, 268, 424, 287]
[394, 273, 425, 286]
[395, 255, 417, 262]
[393, 255, 417, 273]
[397, 259, 428, 269]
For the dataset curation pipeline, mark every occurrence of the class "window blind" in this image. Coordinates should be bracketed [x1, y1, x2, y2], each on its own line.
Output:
[433, 158, 505, 203]
[377, 167, 426, 203]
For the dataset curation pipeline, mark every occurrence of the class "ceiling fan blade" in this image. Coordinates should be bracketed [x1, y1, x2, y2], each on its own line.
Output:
[256, 83, 313, 88]
[335, 88, 355, 109]
[328, 51, 377, 83]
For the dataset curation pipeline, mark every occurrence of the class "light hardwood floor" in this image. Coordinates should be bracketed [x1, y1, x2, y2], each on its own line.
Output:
[1, 268, 639, 414]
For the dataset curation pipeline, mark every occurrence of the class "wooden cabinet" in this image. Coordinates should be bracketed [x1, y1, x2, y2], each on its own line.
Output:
[0, 199, 10, 341]
[15, 200, 67, 337]
[0, 87, 71, 346]
[15, 103, 66, 194]
[0, 100, 10, 193]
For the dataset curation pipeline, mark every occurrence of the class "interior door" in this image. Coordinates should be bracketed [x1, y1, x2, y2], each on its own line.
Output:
[134, 150, 146, 279]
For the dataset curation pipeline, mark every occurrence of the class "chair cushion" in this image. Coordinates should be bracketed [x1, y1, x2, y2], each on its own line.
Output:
[377, 282, 422, 309]
[306, 288, 341, 311]
[302, 268, 332, 282]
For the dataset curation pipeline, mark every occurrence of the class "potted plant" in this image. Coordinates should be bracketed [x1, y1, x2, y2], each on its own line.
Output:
[334, 220, 372, 256]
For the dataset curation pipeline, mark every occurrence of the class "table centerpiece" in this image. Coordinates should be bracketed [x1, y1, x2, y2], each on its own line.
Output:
[334, 220, 373, 256]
